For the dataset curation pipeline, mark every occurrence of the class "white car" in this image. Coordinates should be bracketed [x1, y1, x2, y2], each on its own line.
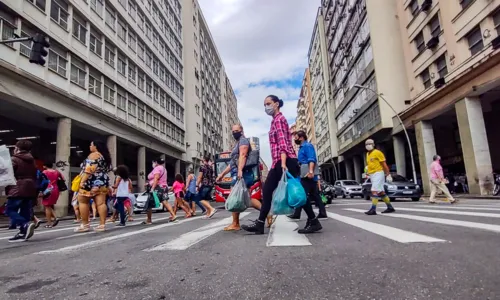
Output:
[133, 191, 176, 213]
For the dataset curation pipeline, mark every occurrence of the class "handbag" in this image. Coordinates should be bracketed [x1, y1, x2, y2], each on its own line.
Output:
[57, 176, 68, 192]
[71, 174, 82, 192]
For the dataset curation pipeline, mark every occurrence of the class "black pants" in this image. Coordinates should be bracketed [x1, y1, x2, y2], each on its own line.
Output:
[292, 178, 326, 218]
[258, 158, 316, 221]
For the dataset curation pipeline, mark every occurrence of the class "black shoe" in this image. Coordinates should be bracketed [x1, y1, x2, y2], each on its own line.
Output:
[24, 222, 35, 240]
[298, 218, 322, 234]
[8, 225, 16, 230]
[116, 223, 126, 227]
[365, 209, 377, 215]
[8, 233, 26, 243]
[317, 213, 328, 219]
[286, 214, 300, 220]
[52, 219, 60, 227]
[381, 207, 396, 214]
[34, 219, 41, 229]
[241, 220, 265, 235]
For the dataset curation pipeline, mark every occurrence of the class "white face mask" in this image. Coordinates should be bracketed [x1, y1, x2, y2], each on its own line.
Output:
[365, 144, 374, 151]
[152, 163, 156, 168]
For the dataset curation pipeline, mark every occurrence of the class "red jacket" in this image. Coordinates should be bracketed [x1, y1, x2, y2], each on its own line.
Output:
[5, 151, 37, 198]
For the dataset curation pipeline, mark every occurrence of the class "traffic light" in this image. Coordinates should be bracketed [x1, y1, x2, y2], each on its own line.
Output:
[29, 33, 50, 66]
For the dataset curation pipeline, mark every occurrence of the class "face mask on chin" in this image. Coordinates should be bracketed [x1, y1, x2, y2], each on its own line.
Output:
[365, 145, 374, 151]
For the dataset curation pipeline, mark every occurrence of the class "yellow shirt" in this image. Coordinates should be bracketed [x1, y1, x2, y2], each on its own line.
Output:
[366, 149, 386, 175]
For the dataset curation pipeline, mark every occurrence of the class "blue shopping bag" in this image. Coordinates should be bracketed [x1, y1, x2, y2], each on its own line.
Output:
[286, 171, 307, 208]
[271, 172, 294, 215]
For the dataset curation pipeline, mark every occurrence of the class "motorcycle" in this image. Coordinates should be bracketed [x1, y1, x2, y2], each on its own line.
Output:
[494, 173, 500, 196]
[321, 183, 336, 204]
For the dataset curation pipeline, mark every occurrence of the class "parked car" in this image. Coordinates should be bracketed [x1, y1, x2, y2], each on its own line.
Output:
[361, 174, 421, 201]
[334, 180, 364, 198]
[133, 191, 175, 213]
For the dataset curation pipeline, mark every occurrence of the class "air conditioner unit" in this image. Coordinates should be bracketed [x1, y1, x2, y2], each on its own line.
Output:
[426, 36, 439, 49]
[434, 77, 445, 89]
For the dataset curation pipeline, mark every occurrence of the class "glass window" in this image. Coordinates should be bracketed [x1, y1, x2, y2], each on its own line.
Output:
[72, 13, 87, 44]
[128, 32, 136, 52]
[90, 0, 103, 16]
[460, 0, 474, 10]
[467, 26, 483, 56]
[104, 80, 115, 104]
[89, 28, 102, 56]
[70, 57, 86, 87]
[88, 69, 102, 96]
[435, 54, 448, 78]
[414, 31, 425, 53]
[105, 6, 116, 30]
[117, 53, 127, 76]
[429, 14, 441, 37]
[117, 91, 127, 111]
[117, 18, 127, 41]
[128, 63, 136, 83]
[48, 43, 68, 77]
[494, 9, 500, 35]
[105, 42, 115, 67]
[50, 0, 69, 29]
[409, 0, 419, 16]
[420, 68, 431, 89]
[128, 98, 137, 116]
[27, 0, 46, 10]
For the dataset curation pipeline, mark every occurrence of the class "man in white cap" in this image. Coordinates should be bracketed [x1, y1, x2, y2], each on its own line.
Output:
[364, 139, 395, 215]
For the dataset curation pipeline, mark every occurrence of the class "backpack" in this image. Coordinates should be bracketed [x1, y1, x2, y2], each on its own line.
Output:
[36, 170, 50, 193]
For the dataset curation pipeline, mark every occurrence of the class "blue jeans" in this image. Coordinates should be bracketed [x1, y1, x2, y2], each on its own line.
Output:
[186, 191, 206, 213]
[6, 198, 32, 233]
[116, 197, 127, 224]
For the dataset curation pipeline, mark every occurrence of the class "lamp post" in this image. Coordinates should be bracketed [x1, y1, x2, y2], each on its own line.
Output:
[353, 84, 417, 184]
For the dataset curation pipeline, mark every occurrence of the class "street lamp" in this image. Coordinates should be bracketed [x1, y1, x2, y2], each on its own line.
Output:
[353, 84, 417, 184]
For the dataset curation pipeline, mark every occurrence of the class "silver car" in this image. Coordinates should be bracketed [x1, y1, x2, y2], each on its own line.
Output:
[334, 180, 364, 198]
[133, 191, 176, 213]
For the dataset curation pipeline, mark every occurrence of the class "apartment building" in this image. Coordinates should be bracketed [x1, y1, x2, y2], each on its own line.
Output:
[394, 0, 500, 195]
[308, 6, 338, 182]
[295, 95, 307, 135]
[0, 0, 186, 215]
[322, 0, 410, 183]
[299, 68, 317, 146]
[225, 77, 239, 150]
[289, 123, 299, 154]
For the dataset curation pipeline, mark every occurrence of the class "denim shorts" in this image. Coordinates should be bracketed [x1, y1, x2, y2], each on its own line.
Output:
[198, 185, 213, 200]
[231, 169, 254, 188]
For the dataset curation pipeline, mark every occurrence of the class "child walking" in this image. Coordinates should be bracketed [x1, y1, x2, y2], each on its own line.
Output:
[112, 165, 133, 226]
[171, 174, 192, 218]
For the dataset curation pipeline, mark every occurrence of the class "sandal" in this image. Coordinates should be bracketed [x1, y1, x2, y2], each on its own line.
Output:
[141, 221, 153, 225]
[94, 225, 106, 232]
[44, 225, 52, 228]
[52, 219, 60, 227]
[74, 224, 90, 233]
[223, 225, 241, 231]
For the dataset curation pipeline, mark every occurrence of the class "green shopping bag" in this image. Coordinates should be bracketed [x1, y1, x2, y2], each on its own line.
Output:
[152, 191, 161, 208]
[321, 194, 328, 204]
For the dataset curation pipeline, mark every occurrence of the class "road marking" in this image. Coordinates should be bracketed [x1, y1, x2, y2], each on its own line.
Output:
[419, 205, 500, 211]
[322, 211, 445, 243]
[392, 207, 500, 218]
[145, 212, 251, 251]
[345, 208, 500, 233]
[36, 216, 200, 254]
[266, 215, 312, 247]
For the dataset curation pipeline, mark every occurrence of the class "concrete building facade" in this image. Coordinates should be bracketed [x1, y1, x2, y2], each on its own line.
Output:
[298, 68, 317, 147]
[394, 0, 500, 195]
[308, 6, 338, 183]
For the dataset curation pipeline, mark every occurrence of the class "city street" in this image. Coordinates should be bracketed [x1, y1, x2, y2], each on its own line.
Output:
[0, 199, 499, 299]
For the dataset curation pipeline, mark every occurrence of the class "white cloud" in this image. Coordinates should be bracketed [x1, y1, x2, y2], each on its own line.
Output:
[198, 0, 317, 166]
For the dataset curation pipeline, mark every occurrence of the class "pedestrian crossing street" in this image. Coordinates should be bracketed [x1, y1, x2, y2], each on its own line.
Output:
[1, 201, 500, 255]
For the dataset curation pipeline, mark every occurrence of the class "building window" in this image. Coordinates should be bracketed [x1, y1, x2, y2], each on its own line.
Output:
[27, 0, 46, 10]
[128, 32, 136, 52]
[118, 0, 127, 9]
[128, 1, 136, 20]
[105, 6, 116, 31]
[435, 54, 448, 78]
[70, 57, 86, 87]
[104, 80, 115, 104]
[117, 53, 127, 76]
[138, 72, 145, 91]
[160, 92, 166, 108]
[420, 68, 431, 89]
[48, 44, 68, 77]
[128, 98, 137, 116]
[414, 31, 425, 53]
[146, 79, 152, 97]
[429, 14, 441, 37]
[146, 109, 152, 125]
[72, 13, 87, 44]
[90, 0, 103, 16]
[196, 123, 200, 133]
[493, 9, 500, 35]
[460, 0, 474, 10]
[138, 12, 144, 30]
[138, 43, 145, 61]
[19, 23, 35, 57]
[153, 115, 159, 128]
[50, 0, 69, 30]
[153, 59, 159, 75]
[409, 0, 419, 16]
[160, 119, 166, 133]
[467, 26, 483, 56]
[146, 52, 152, 69]
[104, 43, 115, 67]
[128, 63, 136, 83]
[153, 85, 159, 103]
[88, 70, 102, 96]
[117, 19, 127, 41]
[117, 91, 127, 111]
[138, 103, 145, 121]
[89, 28, 102, 56]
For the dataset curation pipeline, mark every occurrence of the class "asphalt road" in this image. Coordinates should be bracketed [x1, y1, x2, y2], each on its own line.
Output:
[0, 198, 499, 300]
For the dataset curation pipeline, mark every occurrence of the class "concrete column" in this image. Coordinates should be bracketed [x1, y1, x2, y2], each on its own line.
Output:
[175, 159, 181, 175]
[415, 121, 437, 195]
[137, 146, 146, 192]
[353, 156, 362, 183]
[107, 135, 117, 184]
[55, 118, 71, 217]
[345, 159, 353, 180]
[393, 135, 406, 178]
[455, 97, 494, 195]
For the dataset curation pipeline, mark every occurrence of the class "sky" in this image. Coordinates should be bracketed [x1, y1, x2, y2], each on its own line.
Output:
[197, 0, 318, 167]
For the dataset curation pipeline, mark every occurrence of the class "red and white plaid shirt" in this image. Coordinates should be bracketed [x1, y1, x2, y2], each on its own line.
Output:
[269, 112, 297, 168]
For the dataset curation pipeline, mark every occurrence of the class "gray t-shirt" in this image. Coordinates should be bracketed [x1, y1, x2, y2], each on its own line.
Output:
[230, 137, 250, 176]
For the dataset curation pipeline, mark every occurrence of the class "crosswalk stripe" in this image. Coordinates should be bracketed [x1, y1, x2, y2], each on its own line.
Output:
[419, 205, 500, 211]
[345, 208, 500, 233]
[392, 207, 500, 218]
[321, 211, 445, 243]
[144, 212, 251, 251]
[35, 216, 201, 254]
[266, 215, 312, 247]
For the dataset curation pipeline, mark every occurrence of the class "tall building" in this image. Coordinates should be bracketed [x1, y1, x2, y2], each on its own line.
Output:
[289, 123, 299, 153]
[308, 6, 338, 182]
[295, 95, 307, 134]
[182, 0, 239, 171]
[0, 0, 186, 215]
[393, 0, 500, 195]
[322, 0, 410, 183]
[300, 68, 317, 147]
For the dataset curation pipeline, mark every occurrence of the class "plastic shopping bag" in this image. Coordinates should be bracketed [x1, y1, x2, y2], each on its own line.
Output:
[321, 194, 328, 204]
[286, 171, 307, 208]
[271, 172, 293, 215]
[128, 193, 136, 206]
[152, 191, 161, 208]
[0, 145, 16, 187]
[225, 179, 250, 212]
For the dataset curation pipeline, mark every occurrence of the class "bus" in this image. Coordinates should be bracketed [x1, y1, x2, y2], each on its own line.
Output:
[213, 151, 263, 202]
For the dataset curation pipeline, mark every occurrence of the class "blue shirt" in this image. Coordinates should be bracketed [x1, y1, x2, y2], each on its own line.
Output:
[298, 141, 318, 181]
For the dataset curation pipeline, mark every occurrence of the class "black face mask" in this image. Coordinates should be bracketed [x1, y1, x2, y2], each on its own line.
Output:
[232, 132, 242, 140]
[294, 139, 302, 145]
